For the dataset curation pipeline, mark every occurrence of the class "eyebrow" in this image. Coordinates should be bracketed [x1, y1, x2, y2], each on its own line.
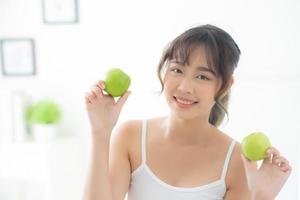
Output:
[194, 66, 216, 76]
[170, 60, 216, 75]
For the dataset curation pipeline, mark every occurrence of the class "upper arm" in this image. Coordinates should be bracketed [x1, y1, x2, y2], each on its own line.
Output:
[224, 143, 254, 200]
[109, 120, 135, 200]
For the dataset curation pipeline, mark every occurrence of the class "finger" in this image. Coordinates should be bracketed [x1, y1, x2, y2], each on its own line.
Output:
[266, 146, 280, 163]
[85, 93, 91, 104]
[286, 165, 292, 173]
[93, 82, 105, 91]
[280, 162, 290, 172]
[89, 85, 98, 98]
[270, 146, 280, 157]
[272, 157, 284, 168]
[96, 80, 105, 86]
[92, 85, 103, 98]
[281, 164, 292, 175]
[115, 91, 131, 110]
[275, 156, 289, 169]
[91, 85, 100, 94]
[85, 92, 93, 103]
[280, 162, 291, 173]
[91, 90, 97, 99]
[96, 81, 106, 90]
[263, 148, 273, 164]
[280, 157, 289, 166]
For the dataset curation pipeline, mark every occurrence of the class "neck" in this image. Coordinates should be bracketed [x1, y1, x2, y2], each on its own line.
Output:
[161, 115, 217, 146]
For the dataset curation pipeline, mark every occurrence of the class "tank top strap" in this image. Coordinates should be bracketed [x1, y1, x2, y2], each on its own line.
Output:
[141, 119, 148, 164]
[221, 140, 236, 180]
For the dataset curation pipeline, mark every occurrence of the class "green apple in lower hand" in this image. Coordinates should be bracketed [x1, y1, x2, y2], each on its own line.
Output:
[241, 132, 271, 161]
[104, 68, 131, 97]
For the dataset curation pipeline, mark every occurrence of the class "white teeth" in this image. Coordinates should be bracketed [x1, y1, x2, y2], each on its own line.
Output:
[176, 98, 195, 105]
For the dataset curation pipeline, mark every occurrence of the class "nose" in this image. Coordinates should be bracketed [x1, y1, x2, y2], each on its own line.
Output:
[177, 79, 193, 94]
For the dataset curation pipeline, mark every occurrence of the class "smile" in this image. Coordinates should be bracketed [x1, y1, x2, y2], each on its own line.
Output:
[173, 96, 198, 108]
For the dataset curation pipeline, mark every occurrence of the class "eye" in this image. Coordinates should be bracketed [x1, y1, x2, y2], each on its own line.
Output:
[197, 75, 209, 80]
[171, 68, 182, 74]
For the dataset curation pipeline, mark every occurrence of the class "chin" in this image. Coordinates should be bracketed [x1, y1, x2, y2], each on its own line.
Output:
[169, 108, 201, 121]
[169, 103, 211, 122]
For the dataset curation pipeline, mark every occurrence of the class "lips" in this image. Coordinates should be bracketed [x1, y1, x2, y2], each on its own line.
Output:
[173, 96, 198, 104]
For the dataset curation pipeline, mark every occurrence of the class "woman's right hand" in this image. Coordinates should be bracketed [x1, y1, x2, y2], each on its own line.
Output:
[85, 80, 131, 138]
[241, 146, 292, 200]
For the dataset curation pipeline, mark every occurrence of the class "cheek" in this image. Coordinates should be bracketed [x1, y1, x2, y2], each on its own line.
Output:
[163, 79, 175, 93]
[163, 84, 177, 104]
[163, 85, 173, 101]
[196, 87, 217, 104]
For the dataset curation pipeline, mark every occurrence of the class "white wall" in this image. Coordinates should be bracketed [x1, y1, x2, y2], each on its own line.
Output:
[0, 0, 299, 199]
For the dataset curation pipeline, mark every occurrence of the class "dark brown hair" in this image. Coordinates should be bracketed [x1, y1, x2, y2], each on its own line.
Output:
[156, 24, 241, 127]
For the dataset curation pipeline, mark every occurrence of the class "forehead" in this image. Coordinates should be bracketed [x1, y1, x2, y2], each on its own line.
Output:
[170, 46, 216, 73]
[186, 46, 208, 66]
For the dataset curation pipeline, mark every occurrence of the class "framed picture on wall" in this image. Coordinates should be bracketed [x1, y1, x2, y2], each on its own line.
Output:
[42, 0, 79, 24]
[0, 38, 36, 76]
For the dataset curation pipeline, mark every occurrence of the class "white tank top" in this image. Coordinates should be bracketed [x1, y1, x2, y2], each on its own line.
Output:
[127, 119, 236, 200]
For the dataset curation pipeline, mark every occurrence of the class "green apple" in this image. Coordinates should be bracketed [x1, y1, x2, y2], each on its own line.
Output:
[241, 132, 271, 161]
[104, 68, 131, 97]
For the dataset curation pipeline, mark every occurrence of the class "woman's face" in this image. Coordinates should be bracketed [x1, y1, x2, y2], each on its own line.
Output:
[163, 46, 221, 121]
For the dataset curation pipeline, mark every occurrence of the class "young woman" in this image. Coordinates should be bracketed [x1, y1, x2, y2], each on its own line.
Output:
[83, 24, 292, 200]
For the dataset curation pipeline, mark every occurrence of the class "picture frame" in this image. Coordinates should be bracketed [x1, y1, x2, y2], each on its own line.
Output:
[0, 38, 36, 76]
[42, 0, 79, 24]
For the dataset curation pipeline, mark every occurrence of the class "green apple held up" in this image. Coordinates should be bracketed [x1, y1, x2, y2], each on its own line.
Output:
[241, 132, 271, 161]
[104, 68, 131, 97]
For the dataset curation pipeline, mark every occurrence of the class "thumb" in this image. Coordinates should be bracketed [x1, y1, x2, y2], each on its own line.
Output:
[115, 91, 131, 110]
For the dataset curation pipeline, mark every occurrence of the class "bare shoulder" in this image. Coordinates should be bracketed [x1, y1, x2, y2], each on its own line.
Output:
[111, 119, 144, 160]
[111, 119, 142, 145]
[226, 141, 245, 179]
[113, 117, 166, 172]
[224, 139, 252, 198]
[213, 130, 250, 196]
[113, 116, 165, 141]
[215, 129, 243, 162]
[216, 130, 245, 183]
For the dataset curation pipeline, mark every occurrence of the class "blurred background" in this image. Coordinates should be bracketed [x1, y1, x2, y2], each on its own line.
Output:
[0, 0, 299, 199]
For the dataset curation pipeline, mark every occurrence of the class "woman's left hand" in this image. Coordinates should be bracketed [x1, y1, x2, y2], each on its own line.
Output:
[241, 146, 292, 200]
